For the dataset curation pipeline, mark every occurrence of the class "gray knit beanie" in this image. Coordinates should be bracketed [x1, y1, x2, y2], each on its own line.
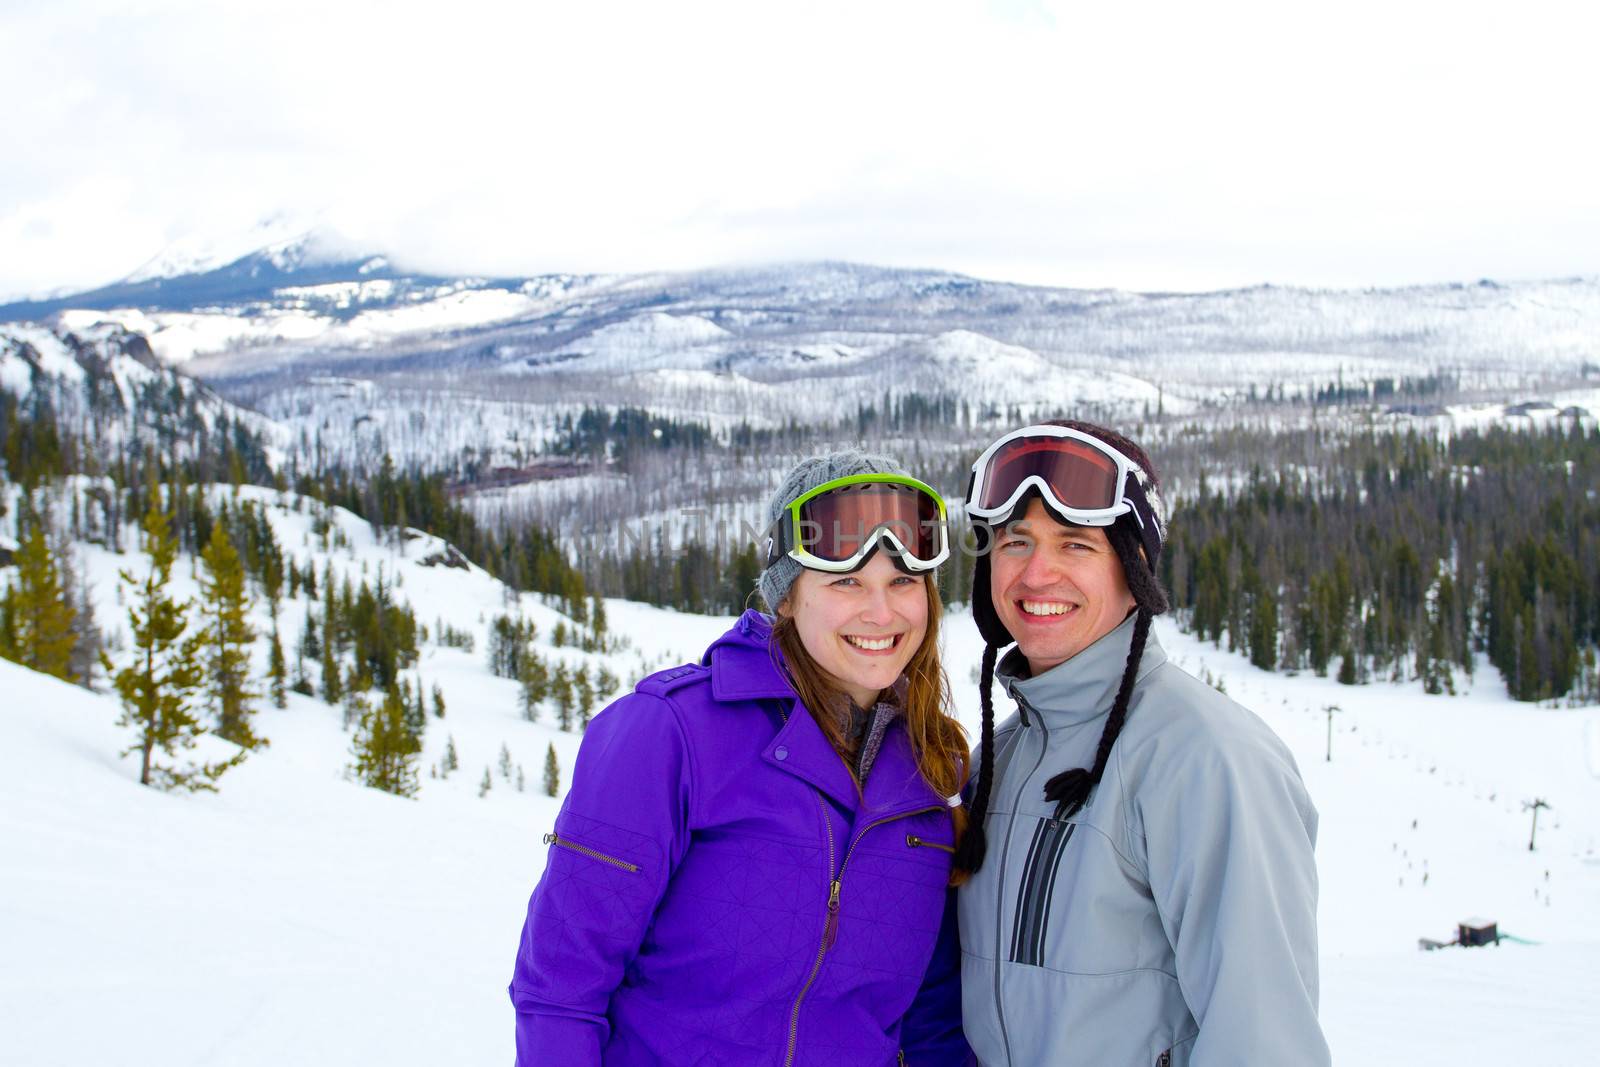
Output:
[756, 449, 909, 612]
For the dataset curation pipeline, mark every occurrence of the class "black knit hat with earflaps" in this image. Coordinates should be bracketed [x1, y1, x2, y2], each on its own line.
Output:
[953, 421, 1169, 875]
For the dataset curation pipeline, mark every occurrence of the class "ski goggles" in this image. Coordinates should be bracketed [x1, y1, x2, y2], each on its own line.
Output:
[964, 424, 1164, 560]
[763, 473, 950, 574]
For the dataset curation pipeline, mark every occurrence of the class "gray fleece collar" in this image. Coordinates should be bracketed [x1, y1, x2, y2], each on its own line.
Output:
[995, 612, 1167, 727]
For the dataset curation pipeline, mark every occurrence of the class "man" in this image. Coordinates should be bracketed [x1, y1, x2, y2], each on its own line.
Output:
[952, 420, 1329, 1066]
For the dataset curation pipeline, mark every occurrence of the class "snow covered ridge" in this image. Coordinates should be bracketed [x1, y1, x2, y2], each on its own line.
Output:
[6, 232, 1598, 395]
[0, 322, 289, 463]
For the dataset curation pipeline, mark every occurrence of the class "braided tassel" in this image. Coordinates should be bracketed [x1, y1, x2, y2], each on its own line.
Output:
[952, 643, 999, 872]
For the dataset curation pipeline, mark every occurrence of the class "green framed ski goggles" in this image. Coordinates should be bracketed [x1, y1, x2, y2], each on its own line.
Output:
[763, 473, 950, 574]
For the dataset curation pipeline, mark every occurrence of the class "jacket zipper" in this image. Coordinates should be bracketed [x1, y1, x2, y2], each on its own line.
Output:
[905, 833, 955, 853]
[783, 802, 942, 1066]
[541, 832, 639, 873]
[783, 790, 838, 1067]
[993, 694, 1049, 1067]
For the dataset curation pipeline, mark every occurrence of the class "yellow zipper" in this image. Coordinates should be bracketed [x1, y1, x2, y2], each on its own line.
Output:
[905, 833, 955, 854]
[542, 832, 640, 873]
[783, 805, 942, 1066]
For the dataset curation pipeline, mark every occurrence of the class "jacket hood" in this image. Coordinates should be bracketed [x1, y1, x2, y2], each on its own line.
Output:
[995, 611, 1167, 727]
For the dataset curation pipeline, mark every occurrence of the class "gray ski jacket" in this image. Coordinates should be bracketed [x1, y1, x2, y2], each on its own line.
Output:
[957, 615, 1330, 1066]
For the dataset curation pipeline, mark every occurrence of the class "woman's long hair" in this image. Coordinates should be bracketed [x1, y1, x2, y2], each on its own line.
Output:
[771, 575, 973, 886]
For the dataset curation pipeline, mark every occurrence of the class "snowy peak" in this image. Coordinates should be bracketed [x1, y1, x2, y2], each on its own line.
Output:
[122, 216, 319, 284]
[0, 227, 412, 322]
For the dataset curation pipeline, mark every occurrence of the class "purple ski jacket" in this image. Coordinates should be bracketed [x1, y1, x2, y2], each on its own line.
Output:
[509, 610, 969, 1066]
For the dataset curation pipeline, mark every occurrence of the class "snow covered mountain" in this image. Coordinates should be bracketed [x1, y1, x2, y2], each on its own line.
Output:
[0, 320, 287, 473]
[122, 215, 325, 284]
[7, 238, 1595, 405]
[7, 235, 1598, 509]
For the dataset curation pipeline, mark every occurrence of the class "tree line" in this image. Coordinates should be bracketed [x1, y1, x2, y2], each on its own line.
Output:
[1161, 421, 1599, 702]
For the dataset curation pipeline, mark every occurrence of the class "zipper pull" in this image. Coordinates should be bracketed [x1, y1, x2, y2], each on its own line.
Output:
[823, 880, 841, 950]
[542, 833, 556, 845]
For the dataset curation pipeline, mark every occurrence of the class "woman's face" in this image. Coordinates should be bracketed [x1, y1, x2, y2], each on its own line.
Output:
[780, 551, 930, 709]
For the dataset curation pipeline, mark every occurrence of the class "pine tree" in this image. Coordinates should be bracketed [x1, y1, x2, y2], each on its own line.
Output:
[431, 682, 446, 719]
[321, 634, 342, 705]
[322, 562, 339, 654]
[0, 520, 78, 680]
[102, 508, 237, 791]
[198, 522, 263, 748]
[543, 742, 560, 797]
[516, 764, 526, 792]
[268, 621, 287, 708]
[1247, 582, 1279, 670]
[342, 664, 369, 730]
[552, 662, 574, 731]
[59, 535, 101, 689]
[590, 595, 608, 651]
[347, 684, 420, 797]
[595, 665, 619, 702]
[519, 652, 548, 722]
[262, 532, 286, 708]
[402, 678, 426, 743]
[443, 733, 460, 775]
[575, 665, 595, 731]
[479, 766, 493, 798]
[498, 742, 513, 780]
[300, 610, 321, 661]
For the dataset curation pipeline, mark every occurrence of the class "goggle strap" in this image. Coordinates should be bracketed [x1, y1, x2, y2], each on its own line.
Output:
[763, 514, 791, 568]
[1121, 473, 1163, 565]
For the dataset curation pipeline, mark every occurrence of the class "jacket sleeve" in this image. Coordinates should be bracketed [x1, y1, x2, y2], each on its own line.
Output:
[897, 889, 975, 1065]
[1137, 727, 1331, 1067]
[508, 692, 694, 1065]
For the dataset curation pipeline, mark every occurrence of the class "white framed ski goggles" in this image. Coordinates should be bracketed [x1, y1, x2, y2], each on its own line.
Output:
[763, 473, 950, 574]
[964, 424, 1164, 559]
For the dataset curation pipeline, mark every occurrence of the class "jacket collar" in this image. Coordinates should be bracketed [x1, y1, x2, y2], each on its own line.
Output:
[706, 610, 943, 815]
[704, 610, 796, 701]
[995, 611, 1167, 727]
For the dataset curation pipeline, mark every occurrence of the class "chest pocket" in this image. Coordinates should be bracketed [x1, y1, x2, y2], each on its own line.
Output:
[1008, 815, 1076, 966]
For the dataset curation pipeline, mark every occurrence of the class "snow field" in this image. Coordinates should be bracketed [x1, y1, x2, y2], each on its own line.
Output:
[3, 486, 1598, 1064]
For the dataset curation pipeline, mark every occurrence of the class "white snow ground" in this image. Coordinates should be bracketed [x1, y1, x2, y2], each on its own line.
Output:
[3, 494, 1598, 1064]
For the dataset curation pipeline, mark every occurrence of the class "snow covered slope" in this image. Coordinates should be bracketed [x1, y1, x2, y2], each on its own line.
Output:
[3, 477, 1597, 1067]
[2, 483, 683, 1063]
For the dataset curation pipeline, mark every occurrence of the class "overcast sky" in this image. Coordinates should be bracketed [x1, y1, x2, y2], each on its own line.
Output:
[4, 0, 1598, 297]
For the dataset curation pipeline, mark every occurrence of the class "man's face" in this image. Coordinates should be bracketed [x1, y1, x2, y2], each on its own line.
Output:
[989, 498, 1137, 676]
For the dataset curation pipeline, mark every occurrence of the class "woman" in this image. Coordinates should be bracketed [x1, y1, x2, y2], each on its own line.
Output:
[509, 451, 972, 1066]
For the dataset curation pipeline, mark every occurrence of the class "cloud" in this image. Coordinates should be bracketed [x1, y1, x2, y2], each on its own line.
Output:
[3, 0, 1598, 296]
